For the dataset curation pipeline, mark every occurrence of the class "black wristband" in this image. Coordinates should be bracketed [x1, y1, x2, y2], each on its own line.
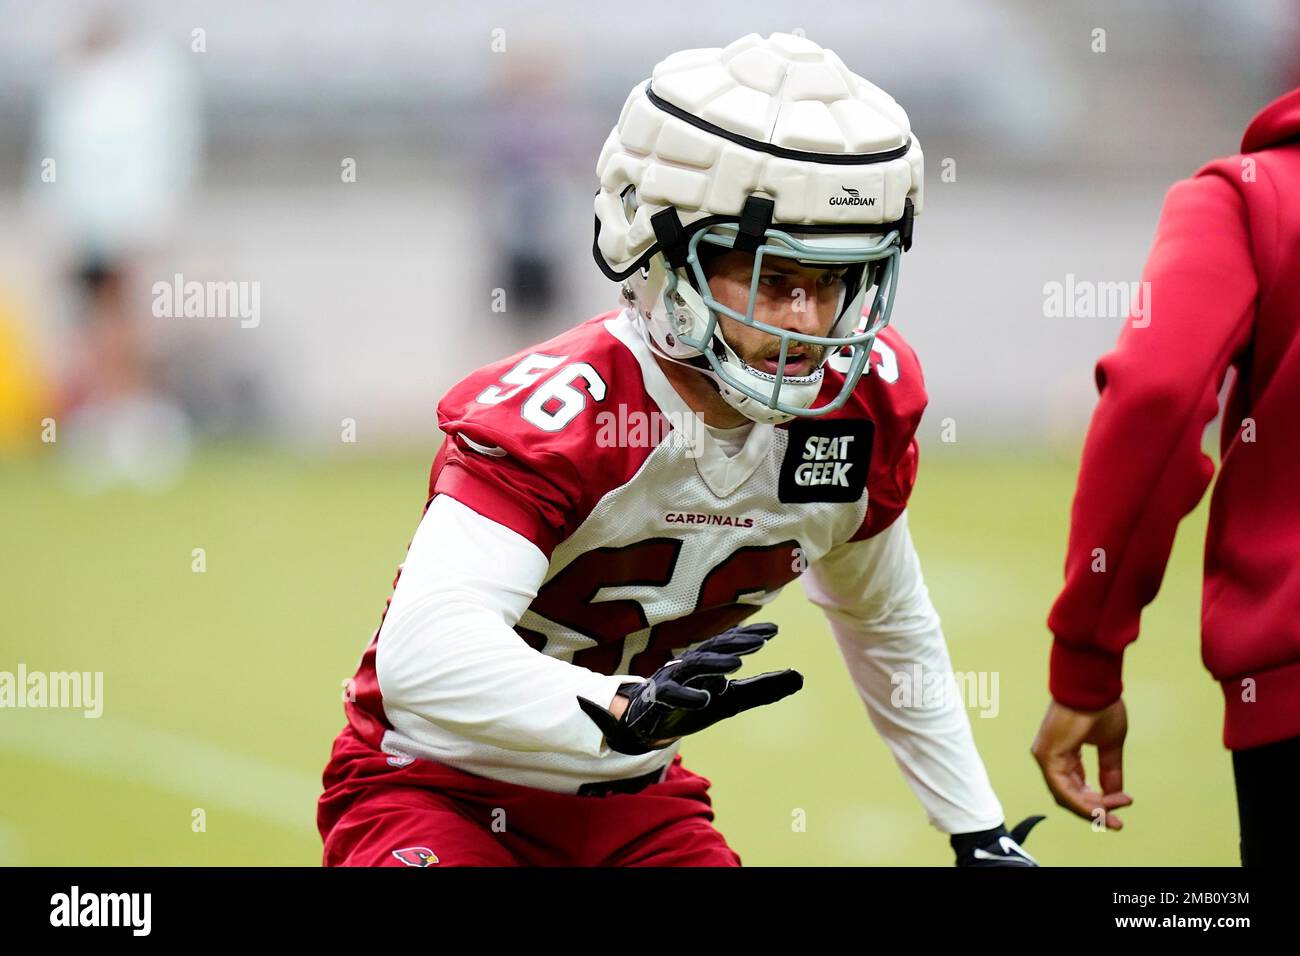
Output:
[575, 694, 656, 756]
[949, 822, 1007, 855]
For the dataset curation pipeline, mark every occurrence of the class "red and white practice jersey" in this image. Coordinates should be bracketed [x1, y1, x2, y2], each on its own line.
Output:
[431, 306, 923, 667]
[337, 308, 1002, 832]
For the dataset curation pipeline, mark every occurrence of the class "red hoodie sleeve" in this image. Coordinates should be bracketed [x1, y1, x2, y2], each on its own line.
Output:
[1047, 168, 1257, 710]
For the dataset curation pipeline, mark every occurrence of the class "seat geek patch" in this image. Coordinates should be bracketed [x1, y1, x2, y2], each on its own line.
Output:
[778, 419, 874, 503]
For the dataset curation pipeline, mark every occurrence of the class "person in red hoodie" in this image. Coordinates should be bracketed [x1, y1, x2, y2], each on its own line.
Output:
[1031, 87, 1300, 867]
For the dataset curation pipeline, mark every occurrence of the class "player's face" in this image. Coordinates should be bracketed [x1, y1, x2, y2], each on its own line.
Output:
[703, 250, 848, 377]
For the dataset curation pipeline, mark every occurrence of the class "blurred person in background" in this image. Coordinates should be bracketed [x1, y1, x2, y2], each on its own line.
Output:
[28, 11, 202, 490]
[1031, 86, 1300, 867]
[479, 55, 581, 337]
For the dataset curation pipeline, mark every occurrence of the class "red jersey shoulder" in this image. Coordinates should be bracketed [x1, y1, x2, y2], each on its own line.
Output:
[829, 324, 927, 426]
[820, 323, 928, 540]
[430, 311, 660, 555]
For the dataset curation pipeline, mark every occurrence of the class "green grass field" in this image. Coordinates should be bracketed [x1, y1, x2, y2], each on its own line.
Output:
[0, 444, 1235, 865]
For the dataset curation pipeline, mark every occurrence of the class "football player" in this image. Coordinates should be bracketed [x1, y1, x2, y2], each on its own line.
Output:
[319, 32, 1040, 867]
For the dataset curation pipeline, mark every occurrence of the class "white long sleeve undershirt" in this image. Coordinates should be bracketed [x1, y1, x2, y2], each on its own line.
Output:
[375, 495, 643, 765]
[801, 510, 1004, 833]
[376, 494, 1005, 828]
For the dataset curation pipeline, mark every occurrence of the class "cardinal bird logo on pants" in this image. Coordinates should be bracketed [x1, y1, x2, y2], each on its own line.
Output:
[391, 846, 440, 867]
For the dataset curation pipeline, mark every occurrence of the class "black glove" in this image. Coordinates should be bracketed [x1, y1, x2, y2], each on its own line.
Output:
[951, 815, 1045, 867]
[576, 622, 803, 756]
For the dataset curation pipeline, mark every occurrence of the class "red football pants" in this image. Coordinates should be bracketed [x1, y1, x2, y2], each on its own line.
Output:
[317, 726, 742, 867]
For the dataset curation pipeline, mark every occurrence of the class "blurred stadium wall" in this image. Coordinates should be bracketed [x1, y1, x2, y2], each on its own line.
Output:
[0, 0, 1296, 451]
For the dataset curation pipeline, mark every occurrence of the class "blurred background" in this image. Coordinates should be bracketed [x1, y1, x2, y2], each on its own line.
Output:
[1, 0, 1296, 865]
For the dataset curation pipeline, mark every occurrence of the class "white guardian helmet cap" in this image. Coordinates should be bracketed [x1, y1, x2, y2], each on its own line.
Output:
[593, 32, 922, 425]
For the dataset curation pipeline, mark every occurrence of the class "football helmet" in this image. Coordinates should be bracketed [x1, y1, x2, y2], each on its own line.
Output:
[593, 32, 923, 424]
